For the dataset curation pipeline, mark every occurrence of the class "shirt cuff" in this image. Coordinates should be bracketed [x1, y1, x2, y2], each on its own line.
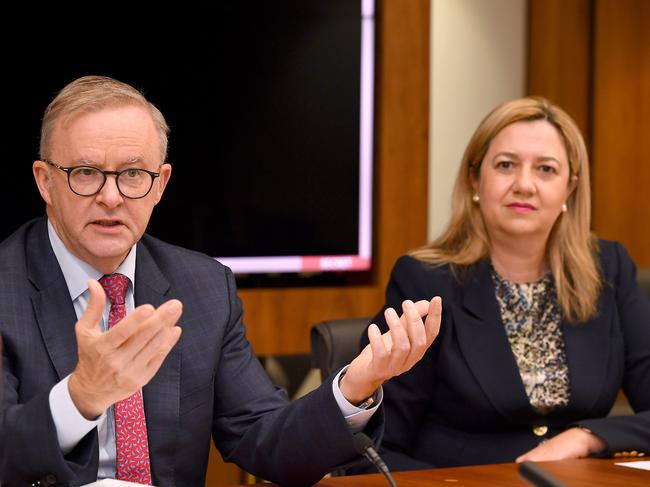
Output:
[49, 374, 105, 454]
[332, 366, 383, 433]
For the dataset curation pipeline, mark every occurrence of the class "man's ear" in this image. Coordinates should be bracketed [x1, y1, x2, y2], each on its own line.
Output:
[153, 163, 172, 205]
[33, 160, 53, 205]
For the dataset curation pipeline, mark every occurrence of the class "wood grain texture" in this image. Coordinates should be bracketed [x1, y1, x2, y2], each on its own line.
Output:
[229, 459, 650, 487]
[528, 0, 650, 265]
[239, 0, 430, 355]
[527, 0, 592, 136]
[591, 0, 650, 265]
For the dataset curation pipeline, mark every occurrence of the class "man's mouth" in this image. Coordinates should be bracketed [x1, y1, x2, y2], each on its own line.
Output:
[91, 220, 123, 227]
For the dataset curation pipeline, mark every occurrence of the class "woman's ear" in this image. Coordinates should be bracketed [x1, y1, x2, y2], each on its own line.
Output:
[470, 167, 480, 194]
[568, 174, 578, 195]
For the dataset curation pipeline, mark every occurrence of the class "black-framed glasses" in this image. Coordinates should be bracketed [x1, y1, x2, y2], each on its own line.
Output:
[44, 160, 162, 199]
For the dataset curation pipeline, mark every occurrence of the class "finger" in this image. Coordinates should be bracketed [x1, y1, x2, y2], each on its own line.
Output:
[76, 280, 106, 332]
[413, 299, 431, 317]
[385, 306, 410, 373]
[142, 326, 183, 378]
[515, 448, 537, 463]
[402, 300, 428, 364]
[367, 323, 388, 368]
[423, 296, 442, 345]
[104, 304, 156, 348]
[132, 308, 183, 364]
[112, 299, 183, 356]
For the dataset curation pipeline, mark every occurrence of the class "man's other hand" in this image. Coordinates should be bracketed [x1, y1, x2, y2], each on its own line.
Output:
[340, 297, 442, 405]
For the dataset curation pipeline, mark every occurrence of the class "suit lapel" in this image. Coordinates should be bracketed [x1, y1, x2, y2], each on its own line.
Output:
[135, 239, 181, 485]
[27, 218, 80, 380]
[561, 287, 613, 414]
[453, 262, 533, 419]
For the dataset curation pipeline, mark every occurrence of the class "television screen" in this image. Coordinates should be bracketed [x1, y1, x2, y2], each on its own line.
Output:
[2, 1, 375, 277]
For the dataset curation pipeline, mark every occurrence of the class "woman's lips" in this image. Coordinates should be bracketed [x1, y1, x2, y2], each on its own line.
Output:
[507, 203, 536, 211]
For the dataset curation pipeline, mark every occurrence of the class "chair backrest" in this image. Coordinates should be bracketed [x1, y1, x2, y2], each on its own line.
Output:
[637, 268, 650, 298]
[310, 318, 370, 381]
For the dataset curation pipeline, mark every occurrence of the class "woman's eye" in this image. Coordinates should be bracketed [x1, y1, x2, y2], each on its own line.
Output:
[497, 160, 513, 169]
[539, 165, 557, 174]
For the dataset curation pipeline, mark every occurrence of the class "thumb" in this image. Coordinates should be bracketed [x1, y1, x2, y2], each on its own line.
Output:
[77, 279, 106, 331]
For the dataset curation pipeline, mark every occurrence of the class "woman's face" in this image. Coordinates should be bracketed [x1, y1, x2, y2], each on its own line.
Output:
[473, 120, 576, 245]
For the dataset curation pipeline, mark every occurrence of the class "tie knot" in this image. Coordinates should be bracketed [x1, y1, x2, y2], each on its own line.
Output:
[99, 273, 129, 305]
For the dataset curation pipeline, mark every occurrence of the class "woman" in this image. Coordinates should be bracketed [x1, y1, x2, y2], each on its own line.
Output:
[366, 97, 650, 470]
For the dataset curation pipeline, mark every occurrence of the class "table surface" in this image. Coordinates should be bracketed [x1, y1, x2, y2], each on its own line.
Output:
[229, 458, 649, 486]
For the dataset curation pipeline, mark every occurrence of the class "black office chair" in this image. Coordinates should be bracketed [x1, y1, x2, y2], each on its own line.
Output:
[310, 318, 370, 381]
[637, 268, 650, 298]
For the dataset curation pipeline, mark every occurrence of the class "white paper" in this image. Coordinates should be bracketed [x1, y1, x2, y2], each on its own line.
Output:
[615, 460, 650, 471]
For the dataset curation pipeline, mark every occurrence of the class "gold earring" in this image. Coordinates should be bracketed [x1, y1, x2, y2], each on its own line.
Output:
[561, 203, 567, 212]
[472, 194, 479, 203]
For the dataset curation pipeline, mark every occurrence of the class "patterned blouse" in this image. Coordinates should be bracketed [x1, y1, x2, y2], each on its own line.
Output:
[491, 268, 570, 414]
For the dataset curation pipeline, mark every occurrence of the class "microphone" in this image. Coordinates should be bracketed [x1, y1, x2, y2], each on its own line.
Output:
[519, 461, 568, 487]
[352, 432, 398, 487]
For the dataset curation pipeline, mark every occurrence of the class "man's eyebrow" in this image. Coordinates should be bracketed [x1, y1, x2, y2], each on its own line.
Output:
[119, 157, 147, 168]
[72, 157, 146, 168]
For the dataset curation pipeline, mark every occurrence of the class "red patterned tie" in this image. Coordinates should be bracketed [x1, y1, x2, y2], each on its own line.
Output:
[99, 273, 153, 485]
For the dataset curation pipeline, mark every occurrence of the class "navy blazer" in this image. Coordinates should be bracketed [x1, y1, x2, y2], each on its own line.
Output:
[0, 218, 380, 487]
[363, 241, 650, 470]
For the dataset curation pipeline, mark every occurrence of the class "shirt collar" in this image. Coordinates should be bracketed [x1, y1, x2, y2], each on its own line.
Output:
[47, 219, 137, 301]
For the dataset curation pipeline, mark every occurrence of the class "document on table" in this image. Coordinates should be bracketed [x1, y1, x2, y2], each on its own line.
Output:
[615, 461, 650, 471]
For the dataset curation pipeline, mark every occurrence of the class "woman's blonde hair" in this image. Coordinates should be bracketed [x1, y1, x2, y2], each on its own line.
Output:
[40, 75, 170, 161]
[412, 96, 601, 322]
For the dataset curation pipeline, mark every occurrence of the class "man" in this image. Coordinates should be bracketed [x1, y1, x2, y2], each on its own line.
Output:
[0, 76, 441, 487]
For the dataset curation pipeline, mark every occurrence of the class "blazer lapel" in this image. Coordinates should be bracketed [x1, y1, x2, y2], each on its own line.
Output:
[561, 288, 613, 414]
[135, 240, 181, 485]
[453, 262, 533, 420]
[27, 218, 80, 380]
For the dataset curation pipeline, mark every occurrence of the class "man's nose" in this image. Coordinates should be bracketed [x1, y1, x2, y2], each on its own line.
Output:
[95, 175, 124, 206]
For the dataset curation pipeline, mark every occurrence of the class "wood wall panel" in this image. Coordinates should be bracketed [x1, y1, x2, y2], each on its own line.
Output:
[591, 0, 650, 265]
[527, 0, 592, 136]
[529, 0, 650, 266]
[239, 0, 430, 356]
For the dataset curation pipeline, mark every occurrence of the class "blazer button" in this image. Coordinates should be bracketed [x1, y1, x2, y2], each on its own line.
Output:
[532, 425, 548, 436]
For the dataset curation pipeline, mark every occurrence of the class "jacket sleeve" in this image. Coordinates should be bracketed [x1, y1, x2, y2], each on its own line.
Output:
[356, 256, 440, 471]
[578, 242, 650, 455]
[0, 352, 99, 487]
[210, 268, 383, 487]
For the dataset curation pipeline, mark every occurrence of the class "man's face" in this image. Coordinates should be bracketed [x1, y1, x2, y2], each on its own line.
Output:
[33, 104, 171, 274]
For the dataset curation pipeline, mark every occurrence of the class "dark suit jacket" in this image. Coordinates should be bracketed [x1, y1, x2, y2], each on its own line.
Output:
[0, 218, 380, 487]
[362, 240, 650, 471]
